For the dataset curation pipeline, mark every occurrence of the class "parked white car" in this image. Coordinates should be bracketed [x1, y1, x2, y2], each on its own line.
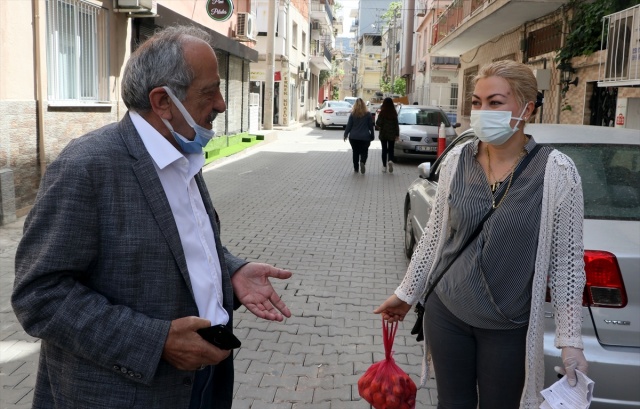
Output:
[315, 101, 352, 129]
[403, 124, 640, 409]
[344, 97, 358, 106]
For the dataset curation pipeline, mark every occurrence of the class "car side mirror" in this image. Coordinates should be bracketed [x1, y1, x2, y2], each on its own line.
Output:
[452, 123, 461, 128]
[316, 106, 319, 110]
[418, 162, 432, 179]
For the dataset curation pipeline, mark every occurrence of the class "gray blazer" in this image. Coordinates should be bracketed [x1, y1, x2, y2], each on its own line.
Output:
[12, 113, 246, 408]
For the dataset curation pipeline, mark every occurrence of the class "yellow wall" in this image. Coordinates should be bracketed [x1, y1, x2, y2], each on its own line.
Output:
[0, 0, 36, 99]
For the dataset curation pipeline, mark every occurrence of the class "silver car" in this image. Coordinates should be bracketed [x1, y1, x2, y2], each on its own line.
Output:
[394, 105, 460, 161]
[404, 124, 640, 408]
[315, 101, 352, 129]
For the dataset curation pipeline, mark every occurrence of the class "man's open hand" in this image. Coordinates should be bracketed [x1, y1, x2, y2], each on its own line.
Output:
[231, 263, 292, 321]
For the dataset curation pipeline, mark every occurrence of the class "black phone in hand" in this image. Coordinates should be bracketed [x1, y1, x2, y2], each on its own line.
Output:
[197, 325, 242, 350]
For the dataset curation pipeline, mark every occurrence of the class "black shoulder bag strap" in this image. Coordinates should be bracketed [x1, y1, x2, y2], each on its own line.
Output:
[412, 144, 543, 340]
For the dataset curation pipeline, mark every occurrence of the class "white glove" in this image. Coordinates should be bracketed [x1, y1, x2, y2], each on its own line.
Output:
[554, 346, 588, 387]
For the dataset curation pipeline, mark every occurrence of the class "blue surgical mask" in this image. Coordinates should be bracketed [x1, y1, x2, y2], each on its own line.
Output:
[161, 86, 216, 154]
[470, 105, 528, 145]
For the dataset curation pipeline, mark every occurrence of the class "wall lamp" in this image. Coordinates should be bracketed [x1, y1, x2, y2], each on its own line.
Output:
[558, 61, 579, 93]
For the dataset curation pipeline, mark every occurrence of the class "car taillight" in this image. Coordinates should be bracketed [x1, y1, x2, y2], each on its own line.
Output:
[544, 250, 627, 308]
[324, 109, 334, 114]
[583, 250, 627, 308]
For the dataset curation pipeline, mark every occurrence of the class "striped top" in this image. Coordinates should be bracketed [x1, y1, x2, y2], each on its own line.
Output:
[433, 137, 553, 329]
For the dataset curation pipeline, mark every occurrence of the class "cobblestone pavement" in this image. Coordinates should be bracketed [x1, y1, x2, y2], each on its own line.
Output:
[0, 124, 438, 408]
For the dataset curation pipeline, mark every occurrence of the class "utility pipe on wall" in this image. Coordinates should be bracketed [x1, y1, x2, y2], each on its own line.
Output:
[263, 0, 279, 130]
[33, 0, 47, 178]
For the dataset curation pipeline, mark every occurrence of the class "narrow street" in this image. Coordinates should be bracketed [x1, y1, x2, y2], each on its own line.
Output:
[205, 124, 437, 408]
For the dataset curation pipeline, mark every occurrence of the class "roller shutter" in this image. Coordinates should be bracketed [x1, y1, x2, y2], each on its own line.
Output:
[227, 57, 244, 134]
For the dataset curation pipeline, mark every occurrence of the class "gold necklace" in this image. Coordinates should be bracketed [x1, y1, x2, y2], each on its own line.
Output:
[487, 146, 526, 209]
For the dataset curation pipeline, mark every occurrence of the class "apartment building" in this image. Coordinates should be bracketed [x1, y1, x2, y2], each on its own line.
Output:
[350, 0, 396, 100]
[426, 0, 640, 130]
[408, 0, 459, 115]
[0, 0, 264, 222]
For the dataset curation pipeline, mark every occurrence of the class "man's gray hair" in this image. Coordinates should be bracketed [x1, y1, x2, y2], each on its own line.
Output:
[121, 26, 213, 111]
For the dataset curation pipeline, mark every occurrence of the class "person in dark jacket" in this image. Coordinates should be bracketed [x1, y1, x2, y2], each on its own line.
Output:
[344, 98, 375, 174]
[375, 97, 400, 173]
[11, 26, 292, 409]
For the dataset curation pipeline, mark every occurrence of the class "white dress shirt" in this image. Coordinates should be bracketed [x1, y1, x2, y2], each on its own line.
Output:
[130, 111, 228, 325]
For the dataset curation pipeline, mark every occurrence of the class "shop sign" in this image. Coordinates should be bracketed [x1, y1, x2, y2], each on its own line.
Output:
[250, 71, 265, 81]
[206, 0, 234, 21]
[431, 76, 450, 84]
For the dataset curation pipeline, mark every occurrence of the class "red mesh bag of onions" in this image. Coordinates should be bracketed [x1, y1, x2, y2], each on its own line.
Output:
[358, 319, 417, 409]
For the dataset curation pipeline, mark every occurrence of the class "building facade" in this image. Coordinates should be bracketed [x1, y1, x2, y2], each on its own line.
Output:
[0, 0, 260, 223]
[251, 0, 319, 126]
[410, 0, 459, 114]
[350, 0, 397, 101]
[428, 0, 640, 131]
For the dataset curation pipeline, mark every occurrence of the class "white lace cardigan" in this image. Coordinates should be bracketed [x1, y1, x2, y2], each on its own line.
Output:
[395, 141, 586, 408]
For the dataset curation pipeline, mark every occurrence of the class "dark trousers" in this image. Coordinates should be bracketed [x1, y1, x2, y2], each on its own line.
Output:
[425, 293, 528, 409]
[189, 366, 214, 409]
[349, 139, 371, 170]
[380, 140, 395, 166]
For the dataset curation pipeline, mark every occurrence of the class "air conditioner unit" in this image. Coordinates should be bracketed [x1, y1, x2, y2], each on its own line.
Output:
[303, 69, 310, 81]
[236, 13, 256, 42]
[300, 62, 306, 71]
[114, 0, 156, 16]
[603, 7, 639, 81]
[418, 61, 427, 72]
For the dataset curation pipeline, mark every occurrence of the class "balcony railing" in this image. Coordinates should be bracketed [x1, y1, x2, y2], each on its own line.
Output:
[310, 1, 334, 24]
[432, 56, 459, 65]
[324, 43, 332, 61]
[599, 4, 640, 86]
[324, 1, 333, 23]
[311, 41, 332, 62]
[432, 0, 486, 46]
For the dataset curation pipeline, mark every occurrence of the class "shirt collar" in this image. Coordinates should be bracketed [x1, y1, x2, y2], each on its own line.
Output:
[129, 111, 205, 172]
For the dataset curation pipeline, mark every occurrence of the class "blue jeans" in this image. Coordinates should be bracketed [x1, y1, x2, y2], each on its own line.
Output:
[380, 140, 395, 166]
[425, 293, 528, 409]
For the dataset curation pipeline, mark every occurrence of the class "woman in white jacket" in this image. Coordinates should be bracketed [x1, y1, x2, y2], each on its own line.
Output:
[374, 60, 588, 409]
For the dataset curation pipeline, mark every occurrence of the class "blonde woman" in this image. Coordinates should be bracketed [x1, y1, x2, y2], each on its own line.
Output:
[344, 98, 374, 174]
[375, 60, 587, 408]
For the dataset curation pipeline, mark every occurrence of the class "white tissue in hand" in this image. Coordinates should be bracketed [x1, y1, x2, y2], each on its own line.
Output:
[540, 370, 594, 409]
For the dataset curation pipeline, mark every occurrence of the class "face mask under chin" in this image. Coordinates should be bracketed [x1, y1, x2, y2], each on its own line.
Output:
[161, 86, 216, 154]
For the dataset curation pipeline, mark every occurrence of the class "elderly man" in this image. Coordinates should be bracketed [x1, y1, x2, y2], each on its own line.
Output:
[12, 26, 291, 409]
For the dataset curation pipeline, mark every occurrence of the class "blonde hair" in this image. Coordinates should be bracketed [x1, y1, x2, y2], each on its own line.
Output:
[351, 98, 368, 118]
[473, 60, 539, 116]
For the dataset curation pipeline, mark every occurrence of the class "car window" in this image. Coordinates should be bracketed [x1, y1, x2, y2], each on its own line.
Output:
[398, 108, 450, 127]
[553, 144, 640, 221]
[329, 102, 352, 108]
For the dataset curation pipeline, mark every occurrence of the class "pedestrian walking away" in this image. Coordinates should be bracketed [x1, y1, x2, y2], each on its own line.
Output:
[375, 97, 400, 173]
[374, 60, 587, 409]
[344, 97, 375, 174]
[11, 25, 292, 409]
